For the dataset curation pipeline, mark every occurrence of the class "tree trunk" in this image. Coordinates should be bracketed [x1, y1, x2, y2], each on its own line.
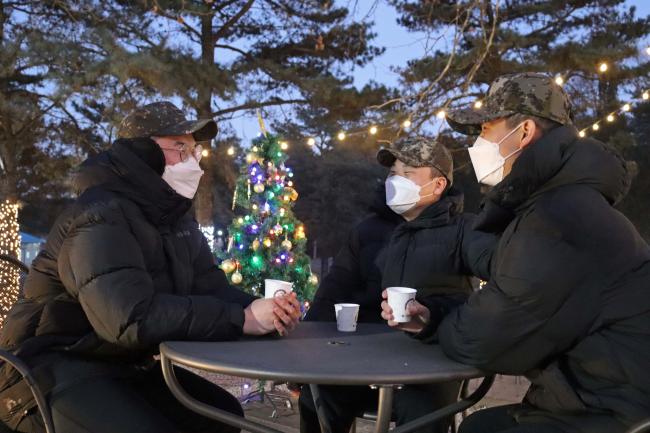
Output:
[194, 12, 215, 227]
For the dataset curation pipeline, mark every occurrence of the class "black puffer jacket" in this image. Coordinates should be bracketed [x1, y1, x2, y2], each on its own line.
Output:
[437, 126, 650, 432]
[306, 187, 496, 323]
[0, 140, 256, 426]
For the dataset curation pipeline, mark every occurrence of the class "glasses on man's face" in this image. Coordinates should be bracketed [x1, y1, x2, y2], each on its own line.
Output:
[159, 142, 203, 163]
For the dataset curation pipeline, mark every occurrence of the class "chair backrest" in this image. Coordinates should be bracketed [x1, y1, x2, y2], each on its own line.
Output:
[0, 256, 55, 432]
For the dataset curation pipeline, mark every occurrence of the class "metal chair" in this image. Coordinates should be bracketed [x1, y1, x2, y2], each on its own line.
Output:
[627, 419, 650, 433]
[0, 254, 55, 433]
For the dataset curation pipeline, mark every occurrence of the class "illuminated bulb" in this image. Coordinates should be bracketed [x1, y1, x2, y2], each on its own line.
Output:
[643, 92, 649, 100]
[201, 148, 209, 157]
[252, 146, 259, 152]
[606, 114, 615, 122]
[280, 141, 289, 150]
[369, 126, 378, 135]
[337, 132, 346, 141]
[402, 119, 411, 128]
[227, 146, 235, 156]
[598, 62, 608, 73]
[307, 137, 316, 146]
[646, 47, 650, 56]
[579, 130, 586, 138]
[622, 103, 631, 112]
[474, 100, 483, 109]
[554, 76, 564, 86]
[592, 123, 600, 131]
[436, 110, 446, 119]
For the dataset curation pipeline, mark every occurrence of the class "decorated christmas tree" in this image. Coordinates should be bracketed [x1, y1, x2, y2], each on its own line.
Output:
[219, 133, 318, 302]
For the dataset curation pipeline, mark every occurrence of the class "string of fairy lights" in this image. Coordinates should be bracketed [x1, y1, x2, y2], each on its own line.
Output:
[216, 49, 650, 155]
[0, 200, 21, 327]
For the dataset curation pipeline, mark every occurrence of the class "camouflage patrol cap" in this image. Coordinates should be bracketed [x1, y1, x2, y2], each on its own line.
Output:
[447, 72, 573, 135]
[377, 137, 454, 185]
[118, 102, 218, 142]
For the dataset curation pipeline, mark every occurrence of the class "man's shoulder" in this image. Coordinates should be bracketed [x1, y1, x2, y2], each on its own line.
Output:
[72, 186, 136, 227]
[525, 184, 614, 240]
[354, 213, 398, 242]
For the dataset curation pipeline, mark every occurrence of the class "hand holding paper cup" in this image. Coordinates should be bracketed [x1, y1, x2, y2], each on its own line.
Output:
[387, 287, 417, 323]
[335, 303, 359, 332]
[264, 279, 293, 299]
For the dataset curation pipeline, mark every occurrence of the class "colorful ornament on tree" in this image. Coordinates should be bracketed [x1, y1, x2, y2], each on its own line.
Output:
[308, 273, 319, 286]
[231, 271, 243, 284]
[281, 239, 293, 250]
[253, 183, 265, 193]
[221, 259, 236, 274]
[252, 239, 260, 250]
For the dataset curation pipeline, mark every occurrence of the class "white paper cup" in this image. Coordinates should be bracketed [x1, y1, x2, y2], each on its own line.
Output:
[387, 287, 417, 323]
[264, 279, 293, 299]
[335, 303, 360, 332]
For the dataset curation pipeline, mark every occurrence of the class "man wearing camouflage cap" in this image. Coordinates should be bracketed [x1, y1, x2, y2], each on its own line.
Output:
[0, 102, 301, 432]
[383, 72, 650, 433]
[299, 137, 496, 433]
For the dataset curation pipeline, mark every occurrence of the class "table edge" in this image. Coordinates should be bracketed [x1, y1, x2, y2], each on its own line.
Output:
[159, 342, 486, 385]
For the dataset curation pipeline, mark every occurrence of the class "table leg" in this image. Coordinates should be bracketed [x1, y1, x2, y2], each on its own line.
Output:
[374, 385, 395, 433]
[391, 375, 496, 433]
[160, 353, 283, 433]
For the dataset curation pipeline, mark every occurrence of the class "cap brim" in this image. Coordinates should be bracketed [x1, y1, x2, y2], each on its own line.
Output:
[376, 148, 398, 167]
[446, 106, 515, 136]
[157, 118, 218, 142]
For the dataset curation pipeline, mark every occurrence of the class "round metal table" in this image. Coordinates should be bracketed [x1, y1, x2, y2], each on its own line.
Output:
[160, 322, 493, 433]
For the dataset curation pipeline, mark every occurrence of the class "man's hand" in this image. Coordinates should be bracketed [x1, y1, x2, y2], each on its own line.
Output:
[380, 289, 431, 334]
[243, 298, 277, 335]
[243, 293, 302, 336]
[272, 292, 301, 336]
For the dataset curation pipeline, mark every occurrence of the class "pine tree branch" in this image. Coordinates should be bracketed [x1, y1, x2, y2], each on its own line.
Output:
[213, 0, 255, 42]
[212, 98, 308, 117]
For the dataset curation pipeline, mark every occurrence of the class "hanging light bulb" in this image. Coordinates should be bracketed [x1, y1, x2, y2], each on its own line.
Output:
[280, 141, 289, 150]
[337, 132, 346, 141]
[402, 119, 411, 128]
[606, 114, 615, 122]
[598, 62, 608, 73]
[646, 46, 650, 56]
[579, 130, 586, 138]
[554, 76, 564, 86]
[474, 100, 483, 109]
[592, 123, 600, 131]
[622, 103, 631, 112]
[369, 126, 378, 135]
[201, 148, 209, 158]
[643, 91, 649, 100]
[227, 146, 235, 156]
[307, 137, 316, 146]
[436, 110, 446, 119]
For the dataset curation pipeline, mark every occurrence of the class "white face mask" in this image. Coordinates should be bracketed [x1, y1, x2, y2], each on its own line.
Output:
[385, 175, 435, 215]
[162, 157, 204, 199]
[468, 123, 524, 186]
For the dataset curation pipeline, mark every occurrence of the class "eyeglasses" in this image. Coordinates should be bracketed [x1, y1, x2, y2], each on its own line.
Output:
[159, 143, 203, 162]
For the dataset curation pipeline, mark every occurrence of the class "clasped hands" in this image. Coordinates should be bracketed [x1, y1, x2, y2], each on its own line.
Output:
[243, 292, 301, 336]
